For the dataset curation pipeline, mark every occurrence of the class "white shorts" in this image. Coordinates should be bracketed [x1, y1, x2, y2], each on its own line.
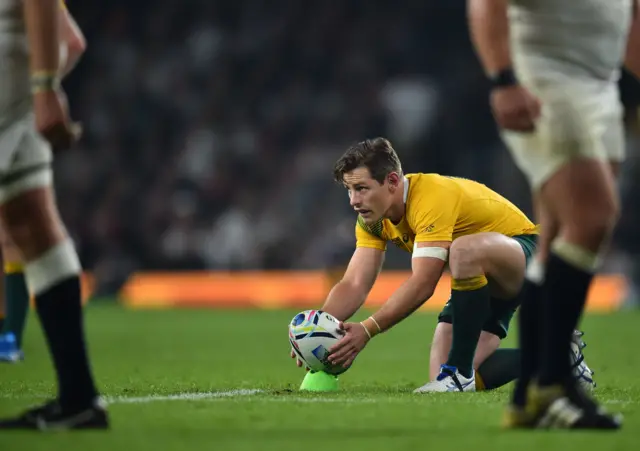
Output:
[501, 78, 625, 190]
[0, 112, 53, 204]
[0, 38, 53, 205]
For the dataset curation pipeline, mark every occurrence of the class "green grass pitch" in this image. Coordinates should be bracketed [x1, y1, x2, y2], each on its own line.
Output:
[1, 304, 639, 450]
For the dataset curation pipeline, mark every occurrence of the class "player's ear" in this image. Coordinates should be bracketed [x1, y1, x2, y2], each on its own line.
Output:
[387, 172, 400, 192]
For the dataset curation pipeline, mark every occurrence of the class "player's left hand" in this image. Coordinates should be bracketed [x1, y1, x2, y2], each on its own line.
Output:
[328, 321, 370, 368]
[33, 89, 82, 153]
[490, 84, 541, 133]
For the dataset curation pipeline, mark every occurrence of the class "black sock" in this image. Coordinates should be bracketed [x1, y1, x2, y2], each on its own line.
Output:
[446, 285, 491, 378]
[538, 252, 593, 387]
[477, 349, 520, 390]
[511, 278, 541, 407]
[35, 276, 98, 409]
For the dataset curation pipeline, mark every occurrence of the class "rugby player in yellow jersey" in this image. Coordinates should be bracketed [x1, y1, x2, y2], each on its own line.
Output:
[0, 0, 86, 363]
[293, 137, 595, 393]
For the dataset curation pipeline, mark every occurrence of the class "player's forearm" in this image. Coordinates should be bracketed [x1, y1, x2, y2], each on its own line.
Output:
[367, 275, 435, 334]
[23, 0, 61, 76]
[467, 0, 512, 74]
[321, 281, 368, 321]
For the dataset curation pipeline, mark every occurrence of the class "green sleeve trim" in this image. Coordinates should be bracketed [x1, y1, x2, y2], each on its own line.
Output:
[357, 215, 384, 239]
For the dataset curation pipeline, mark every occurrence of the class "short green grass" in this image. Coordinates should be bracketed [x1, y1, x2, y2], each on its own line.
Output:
[1, 304, 639, 450]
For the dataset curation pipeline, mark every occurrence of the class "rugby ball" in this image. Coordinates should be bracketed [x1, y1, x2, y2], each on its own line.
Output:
[288, 310, 348, 375]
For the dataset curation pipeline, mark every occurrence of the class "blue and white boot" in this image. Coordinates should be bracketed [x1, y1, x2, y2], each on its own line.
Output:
[414, 364, 476, 393]
[571, 330, 596, 391]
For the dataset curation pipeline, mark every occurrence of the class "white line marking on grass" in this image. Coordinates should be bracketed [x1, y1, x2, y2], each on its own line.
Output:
[264, 397, 380, 404]
[106, 393, 387, 405]
[1, 390, 637, 407]
[107, 393, 640, 407]
[106, 389, 264, 404]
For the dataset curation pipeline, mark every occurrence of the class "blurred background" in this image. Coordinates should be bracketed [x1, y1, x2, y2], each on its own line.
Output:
[59, 0, 640, 305]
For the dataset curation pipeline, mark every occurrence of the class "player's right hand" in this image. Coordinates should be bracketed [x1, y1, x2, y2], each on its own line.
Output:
[490, 85, 541, 133]
[33, 89, 82, 152]
[290, 348, 310, 372]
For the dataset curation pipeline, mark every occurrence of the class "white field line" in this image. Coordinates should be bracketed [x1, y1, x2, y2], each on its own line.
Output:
[106, 389, 264, 404]
[0, 389, 636, 406]
[0, 389, 263, 403]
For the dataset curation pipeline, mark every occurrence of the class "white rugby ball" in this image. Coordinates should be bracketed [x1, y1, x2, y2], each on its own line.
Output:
[288, 310, 348, 375]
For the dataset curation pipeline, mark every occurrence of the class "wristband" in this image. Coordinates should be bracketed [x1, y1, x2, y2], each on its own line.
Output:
[31, 71, 60, 94]
[360, 322, 372, 339]
[369, 316, 382, 333]
[361, 316, 382, 338]
[489, 68, 518, 89]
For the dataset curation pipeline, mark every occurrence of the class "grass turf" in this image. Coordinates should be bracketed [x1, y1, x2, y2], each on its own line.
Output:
[0, 304, 639, 450]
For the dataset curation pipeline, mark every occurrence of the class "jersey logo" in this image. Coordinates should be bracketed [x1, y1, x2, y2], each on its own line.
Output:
[425, 224, 435, 233]
[402, 233, 409, 243]
[391, 238, 404, 249]
[357, 215, 384, 239]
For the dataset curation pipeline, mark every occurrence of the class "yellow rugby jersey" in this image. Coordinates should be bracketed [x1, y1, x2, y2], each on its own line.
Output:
[355, 173, 538, 253]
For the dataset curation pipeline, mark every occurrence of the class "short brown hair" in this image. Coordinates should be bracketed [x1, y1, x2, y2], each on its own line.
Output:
[333, 137, 402, 184]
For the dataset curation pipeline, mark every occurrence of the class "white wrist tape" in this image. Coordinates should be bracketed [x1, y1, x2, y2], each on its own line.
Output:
[360, 322, 372, 339]
[369, 316, 382, 333]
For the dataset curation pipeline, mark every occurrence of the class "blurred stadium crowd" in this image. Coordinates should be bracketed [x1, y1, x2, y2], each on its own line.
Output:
[60, 0, 640, 301]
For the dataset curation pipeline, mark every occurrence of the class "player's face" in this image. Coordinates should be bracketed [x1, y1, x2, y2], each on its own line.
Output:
[343, 167, 394, 224]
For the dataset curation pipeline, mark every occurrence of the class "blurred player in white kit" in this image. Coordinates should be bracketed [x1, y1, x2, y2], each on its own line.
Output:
[0, 0, 108, 430]
[0, 0, 85, 362]
[468, 0, 640, 429]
